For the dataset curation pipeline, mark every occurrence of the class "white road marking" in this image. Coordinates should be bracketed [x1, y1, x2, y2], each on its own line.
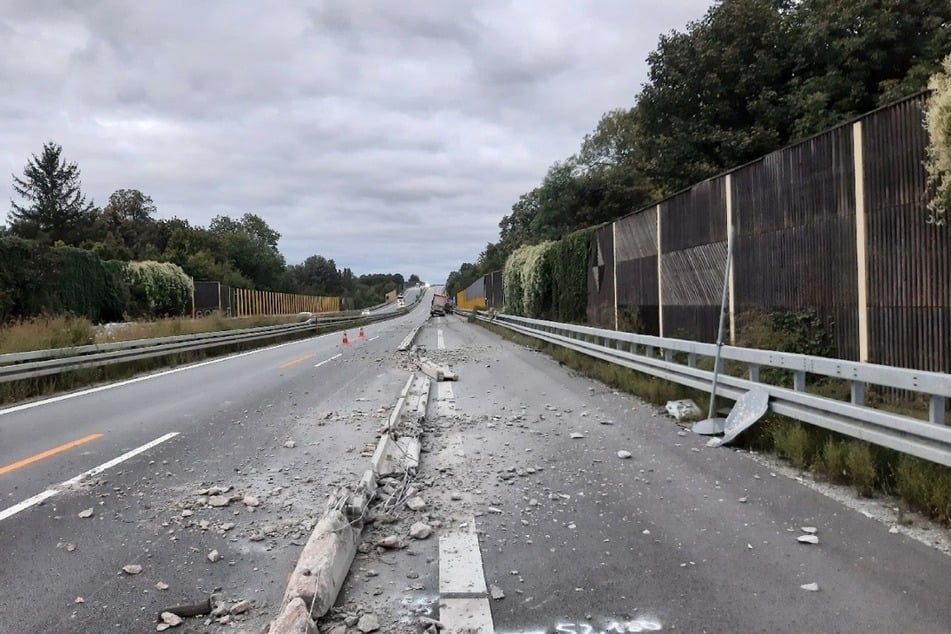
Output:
[440, 598, 495, 633]
[368, 336, 379, 342]
[314, 353, 342, 368]
[0, 334, 335, 418]
[439, 530, 488, 594]
[437, 329, 445, 350]
[0, 432, 179, 522]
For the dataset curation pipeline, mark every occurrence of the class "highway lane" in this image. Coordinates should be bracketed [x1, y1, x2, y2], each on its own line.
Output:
[335, 313, 951, 633]
[0, 297, 429, 633]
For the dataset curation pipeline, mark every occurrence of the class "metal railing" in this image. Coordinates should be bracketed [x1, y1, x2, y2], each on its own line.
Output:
[471, 312, 951, 467]
[0, 307, 411, 384]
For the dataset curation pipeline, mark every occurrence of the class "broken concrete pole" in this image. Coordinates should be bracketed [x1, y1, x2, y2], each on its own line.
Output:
[267, 597, 316, 634]
[418, 359, 444, 381]
[282, 509, 360, 618]
[370, 434, 399, 477]
[396, 437, 421, 473]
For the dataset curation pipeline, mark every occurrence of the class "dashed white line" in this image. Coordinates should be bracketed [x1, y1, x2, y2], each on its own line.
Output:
[314, 353, 342, 368]
[0, 432, 180, 522]
[437, 329, 445, 350]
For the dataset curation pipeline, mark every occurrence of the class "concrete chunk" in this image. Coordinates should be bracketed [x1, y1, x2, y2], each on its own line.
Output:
[267, 597, 316, 634]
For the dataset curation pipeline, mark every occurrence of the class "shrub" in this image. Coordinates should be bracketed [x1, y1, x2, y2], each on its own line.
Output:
[925, 54, 951, 226]
[123, 261, 194, 318]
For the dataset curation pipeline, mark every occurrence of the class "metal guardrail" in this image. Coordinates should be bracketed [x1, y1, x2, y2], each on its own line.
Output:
[0, 307, 410, 384]
[470, 311, 951, 467]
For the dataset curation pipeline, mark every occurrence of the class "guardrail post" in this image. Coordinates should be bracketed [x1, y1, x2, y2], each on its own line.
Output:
[664, 349, 673, 363]
[749, 364, 760, 382]
[930, 396, 947, 425]
[794, 370, 806, 392]
[646, 345, 655, 358]
[687, 352, 697, 368]
[851, 381, 866, 407]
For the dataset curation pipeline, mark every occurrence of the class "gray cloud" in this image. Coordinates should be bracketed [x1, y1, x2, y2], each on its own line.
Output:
[0, 0, 711, 284]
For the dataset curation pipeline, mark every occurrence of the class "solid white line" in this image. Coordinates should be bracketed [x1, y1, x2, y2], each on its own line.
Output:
[0, 432, 180, 522]
[437, 329, 445, 350]
[0, 489, 58, 522]
[0, 334, 335, 418]
[439, 530, 488, 594]
[314, 353, 342, 368]
[439, 598, 495, 633]
[368, 336, 379, 342]
[62, 432, 179, 485]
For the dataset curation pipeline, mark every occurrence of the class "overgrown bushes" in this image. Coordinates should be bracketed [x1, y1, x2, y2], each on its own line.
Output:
[925, 54, 951, 226]
[0, 236, 193, 322]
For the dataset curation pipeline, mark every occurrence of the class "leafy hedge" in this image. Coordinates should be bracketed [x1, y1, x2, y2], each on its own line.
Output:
[547, 227, 595, 323]
[0, 237, 192, 322]
[926, 54, 951, 226]
[123, 261, 194, 318]
[503, 242, 553, 317]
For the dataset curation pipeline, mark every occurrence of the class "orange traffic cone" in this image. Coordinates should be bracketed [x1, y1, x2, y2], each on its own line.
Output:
[358, 327, 365, 339]
[342, 331, 349, 345]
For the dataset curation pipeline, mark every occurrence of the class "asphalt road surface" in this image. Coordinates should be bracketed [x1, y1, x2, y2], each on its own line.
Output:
[2, 293, 950, 634]
[0, 295, 429, 633]
[333, 312, 951, 634]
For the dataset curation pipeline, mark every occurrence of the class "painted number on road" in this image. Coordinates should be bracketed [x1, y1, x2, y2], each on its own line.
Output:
[555, 617, 663, 633]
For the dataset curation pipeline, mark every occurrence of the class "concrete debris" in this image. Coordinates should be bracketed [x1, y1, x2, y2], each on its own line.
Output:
[409, 522, 432, 539]
[74, 597, 84, 604]
[797, 535, 819, 545]
[665, 399, 702, 421]
[208, 495, 230, 508]
[160, 612, 183, 627]
[490, 584, 505, 600]
[284, 440, 297, 449]
[801, 526, 817, 534]
[122, 564, 143, 575]
[155, 582, 169, 591]
[283, 510, 359, 618]
[375, 535, 407, 550]
[405, 496, 427, 511]
[77, 508, 94, 518]
[156, 625, 170, 632]
[617, 450, 632, 459]
[230, 600, 252, 615]
[357, 613, 380, 632]
[800, 582, 820, 592]
[738, 497, 748, 503]
[243, 495, 260, 507]
[569, 432, 585, 439]
[207, 549, 221, 563]
[65, 543, 76, 552]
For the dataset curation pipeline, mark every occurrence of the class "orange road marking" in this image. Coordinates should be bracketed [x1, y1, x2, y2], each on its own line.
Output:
[0, 433, 104, 476]
[280, 353, 316, 369]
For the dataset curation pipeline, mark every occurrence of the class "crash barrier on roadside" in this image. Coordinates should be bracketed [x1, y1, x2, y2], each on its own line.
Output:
[465, 311, 951, 467]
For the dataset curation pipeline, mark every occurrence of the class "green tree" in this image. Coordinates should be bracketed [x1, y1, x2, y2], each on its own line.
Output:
[96, 188, 158, 258]
[209, 213, 286, 289]
[8, 141, 98, 244]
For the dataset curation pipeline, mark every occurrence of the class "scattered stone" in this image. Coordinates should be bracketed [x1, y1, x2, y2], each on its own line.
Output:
[410, 522, 432, 539]
[357, 614, 380, 632]
[738, 497, 748, 503]
[181, 510, 193, 518]
[800, 582, 820, 592]
[160, 612, 183, 627]
[243, 495, 260, 507]
[406, 496, 427, 511]
[155, 582, 169, 591]
[450, 491, 463, 501]
[208, 496, 230, 508]
[122, 564, 143, 575]
[490, 584, 505, 600]
[74, 597, 84, 604]
[488, 506, 503, 514]
[284, 440, 297, 449]
[570, 432, 585, 439]
[230, 600, 252, 615]
[375, 535, 407, 549]
[617, 450, 632, 459]
[797, 535, 819, 545]
[157, 625, 170, 632]
[889, 526, 900, 534]
[801, 526, 817, 534]
[78, 508, 94, 519]
[207, 549, 221, 563]
[65, 543, 76, 552]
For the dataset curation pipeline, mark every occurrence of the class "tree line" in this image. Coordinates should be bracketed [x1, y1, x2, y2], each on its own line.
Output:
[2, 142, 419, 317]
[446, 0, 951, 296]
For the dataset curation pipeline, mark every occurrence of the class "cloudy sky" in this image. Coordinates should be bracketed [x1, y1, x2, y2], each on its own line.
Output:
[0, 0, 712, 285]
